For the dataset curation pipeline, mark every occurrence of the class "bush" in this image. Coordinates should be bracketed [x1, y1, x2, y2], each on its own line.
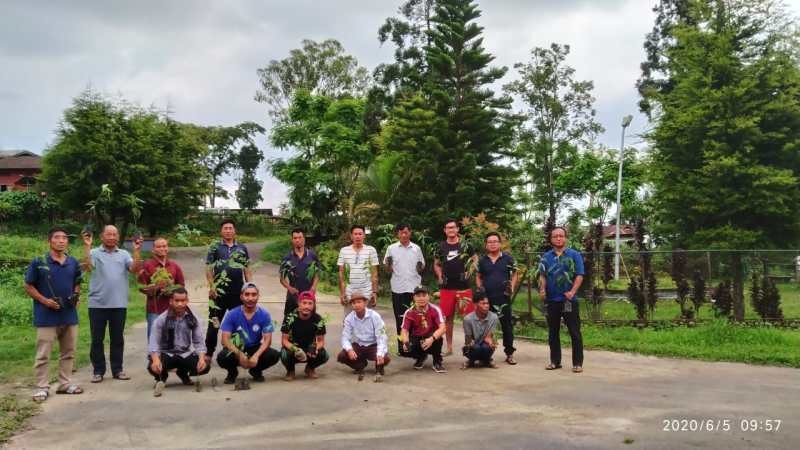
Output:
[0, 280, 31, 326]
[0, 191, 55, 224]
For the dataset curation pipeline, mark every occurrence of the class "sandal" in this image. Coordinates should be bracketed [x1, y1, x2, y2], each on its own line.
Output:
[545, 363, 562, 370]
[572, 366, 583, 373]
[91, 374, 103, 383]
[56, 384, 83, 395]
[32, 389, 49, 402]
[505, 355, 517, 365]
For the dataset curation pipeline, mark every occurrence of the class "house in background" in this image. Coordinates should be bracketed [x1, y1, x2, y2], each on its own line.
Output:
[0, 150, 41, 192]
[602, 223, 637, 244]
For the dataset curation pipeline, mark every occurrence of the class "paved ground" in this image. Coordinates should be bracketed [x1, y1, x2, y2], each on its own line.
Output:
[8, 243, 799, 449]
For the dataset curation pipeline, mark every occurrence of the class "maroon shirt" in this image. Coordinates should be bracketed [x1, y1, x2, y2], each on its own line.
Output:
[138, 257, 186, 314]
[401, 304, 445, 337]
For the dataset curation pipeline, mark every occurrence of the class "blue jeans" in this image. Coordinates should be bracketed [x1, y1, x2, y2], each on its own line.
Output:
[464, 341, 495, 364]
[146, 313, 160, 341]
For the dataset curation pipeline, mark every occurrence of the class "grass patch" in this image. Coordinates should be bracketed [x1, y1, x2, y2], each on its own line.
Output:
[0, 394, 40, 444]
[516, 320, 800, 367]
[260, 236, 292, 264]
[0, 283, 146, 384]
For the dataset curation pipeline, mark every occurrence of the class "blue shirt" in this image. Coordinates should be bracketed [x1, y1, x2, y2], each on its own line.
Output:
[478, 253, 515, 300]
[280, 249, 320, 292]
[206, 241, 250, 298]
[25, 254, 82, 327]
[88, 246, 133, 308]
[220, 305, 274, 348]
[539, 248, 585, 302]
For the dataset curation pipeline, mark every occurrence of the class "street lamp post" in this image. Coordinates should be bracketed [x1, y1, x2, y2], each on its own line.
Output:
[614, 115, 633, 279]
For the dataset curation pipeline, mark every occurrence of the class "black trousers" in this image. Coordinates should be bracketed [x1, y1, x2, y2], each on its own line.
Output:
[284, 292, 299, 317]
[88, 308, 126, 376]
[205, 294, 242, 357]
[147, 353, 210, 382]
[489, 296, 515, 356]
[400, 335, 443, 363]
[391, 292, 413, 334]
[280, 347, 329, 372]
[216, 345, 280, 378]
[546, 300, 584, 367]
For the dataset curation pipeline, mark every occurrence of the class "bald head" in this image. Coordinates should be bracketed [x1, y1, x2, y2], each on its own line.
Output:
[153, 238, 169, 259]
[101, 225, 119, 249]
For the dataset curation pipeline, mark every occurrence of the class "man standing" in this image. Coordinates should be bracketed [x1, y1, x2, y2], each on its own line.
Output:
[82, 225, 142, 383]
[206, 219, 252, 358]
[383, 223, 425, 334]
[476, 232, 519, 365]
[25, 227, 83, 402]
[217, 282, 281, 384]
[338, 225, 379, 309]
[337, 292, 390, 382]
[138, 237, 185, 340]
[399, 286, 447, 373]
[461, 292, 499, 369]
[433, 219, 477, 356]
[147, 288, 209, 397]
[279, 228, 320, 316]
[538, 227, 585, 373]
[280, 294, 328, 380]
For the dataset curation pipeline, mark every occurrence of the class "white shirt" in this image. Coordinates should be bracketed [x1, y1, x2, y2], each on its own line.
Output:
[341, 308, 388, 356]
[338, 245, 379, 296]
[384, 241, 425, 293]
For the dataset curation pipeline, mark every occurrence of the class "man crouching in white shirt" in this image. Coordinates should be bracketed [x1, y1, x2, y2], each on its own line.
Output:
[337, 291, 390, 382]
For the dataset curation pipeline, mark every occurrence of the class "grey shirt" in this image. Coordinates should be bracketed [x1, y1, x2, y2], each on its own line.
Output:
[463, 310, 498, 344]
[88, 246, 133, 308]
[148, 309, 206, 357]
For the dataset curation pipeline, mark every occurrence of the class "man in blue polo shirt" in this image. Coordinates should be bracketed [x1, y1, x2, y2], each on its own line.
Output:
[279, 227, 320, 316]
[206, 219, 252, 357]
[538, 226, 585, 373]
[476, 232, 518, 365]
[82, 224, 142, 383]
[217, 282, 280, 384]
[24, 227, 83, 402]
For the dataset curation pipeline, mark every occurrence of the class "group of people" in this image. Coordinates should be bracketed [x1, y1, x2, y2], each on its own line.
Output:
[24, 218, 586, 401]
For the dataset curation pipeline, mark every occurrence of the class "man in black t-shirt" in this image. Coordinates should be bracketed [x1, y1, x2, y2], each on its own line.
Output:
[433, 219, 477, 355]
[280, 293, 328, 380]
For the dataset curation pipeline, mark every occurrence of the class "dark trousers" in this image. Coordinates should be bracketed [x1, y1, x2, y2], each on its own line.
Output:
[490, 296, 515, 356]
[464, 341, 495, 364]
[147, 353, 210, 382]
[280, 346, 329, 372]
[337, 343, 391, 372]
[88, 308, 126, 376]
[546, 300, 584, 367]
[216, 345, 280, 378]
[205, 295, 242, 357]
[391, 292, 413, 334]
[400, 335, 443, 363]
[284, 292, 298, 317]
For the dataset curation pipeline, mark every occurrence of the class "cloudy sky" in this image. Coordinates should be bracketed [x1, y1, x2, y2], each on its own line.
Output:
[2, 0, 799, 209]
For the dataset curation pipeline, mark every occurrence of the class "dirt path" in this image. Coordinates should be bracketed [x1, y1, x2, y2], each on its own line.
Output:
[7, 243, 798, 449]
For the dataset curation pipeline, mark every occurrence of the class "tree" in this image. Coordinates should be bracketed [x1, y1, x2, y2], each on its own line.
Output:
[255, 39, 370, 122]
[505, 43, 604, 226]
[646, 0, 800, 248]
[40, 89, 207, 234]
[270, 90, 372, 234]
[235, 143, 264, 210]
[196, 122, 264, 208]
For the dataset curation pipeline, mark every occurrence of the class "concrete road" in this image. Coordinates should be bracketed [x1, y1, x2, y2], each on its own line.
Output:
[8, 243, 798, 449]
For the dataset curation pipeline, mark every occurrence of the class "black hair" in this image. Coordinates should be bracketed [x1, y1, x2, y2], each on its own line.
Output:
[473, 289, 487, 302]
[350, 224, 366, 233]
[485, 231, 502, 242]
[395, 223, 411, 233]
[47, 226, 68, 240]
[551, 226, 568, 238]
[290, 227, 305, 236]
[171, 287, 189, 298]
[220, 218, 236, 229]
[443, 218, 459, 229]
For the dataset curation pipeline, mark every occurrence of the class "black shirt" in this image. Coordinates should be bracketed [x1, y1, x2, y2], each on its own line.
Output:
[478, 252, 515, 300]
[438, 240, 475, 290]
[281, 311, 326, 350]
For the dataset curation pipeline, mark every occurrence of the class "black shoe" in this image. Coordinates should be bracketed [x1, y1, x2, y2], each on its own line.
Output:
[249, 370, 265, 382]
[413, 355, 427, 370]
[178, 372, 194, 386]
[223, 373, 237, 384]
[433, 361, 447, 373]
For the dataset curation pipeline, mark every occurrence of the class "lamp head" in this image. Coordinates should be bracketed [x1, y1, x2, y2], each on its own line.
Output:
[622, 115, 633, 128]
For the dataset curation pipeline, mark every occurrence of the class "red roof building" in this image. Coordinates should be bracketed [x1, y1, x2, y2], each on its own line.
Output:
[0, 150, 41, 192]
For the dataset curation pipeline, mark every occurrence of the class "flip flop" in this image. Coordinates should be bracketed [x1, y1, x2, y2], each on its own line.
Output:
[32, 389, 49, 402]
[56, 384, 83, 394]
[572, 366, 583, 373]
[545, 363, 562, 370]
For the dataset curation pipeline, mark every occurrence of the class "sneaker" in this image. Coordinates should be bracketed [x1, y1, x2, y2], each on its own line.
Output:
[432, 362, 447, 373]
[153, 381, 165, 397]
[413, 356, 427, 370]
[249, 370, 265, 382]
[223, 373, 237, 385]
[356, 369, 365, 381]
[373, 373, 383, 383]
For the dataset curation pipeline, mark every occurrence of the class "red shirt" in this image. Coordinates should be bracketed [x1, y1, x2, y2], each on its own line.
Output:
[401, 304, 444, 337]
[138, 257, 186, 314]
